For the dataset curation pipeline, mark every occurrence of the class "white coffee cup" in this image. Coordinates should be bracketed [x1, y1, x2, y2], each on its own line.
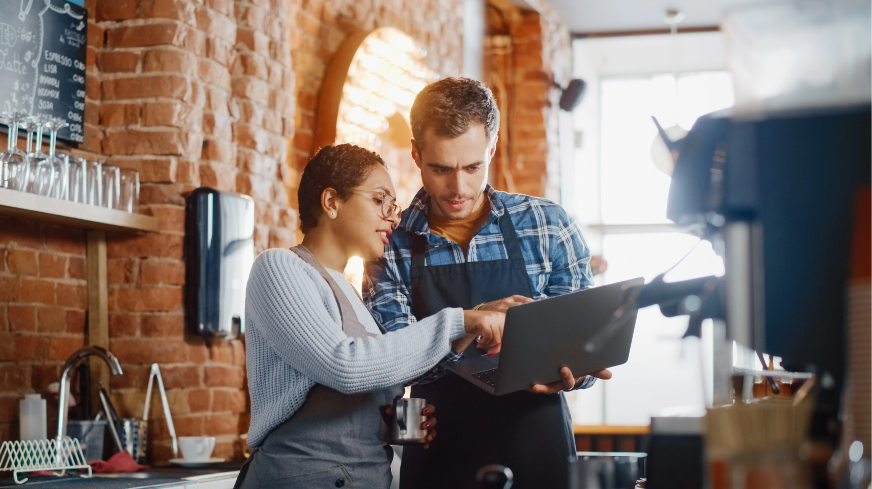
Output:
[178, 436, 216, 462]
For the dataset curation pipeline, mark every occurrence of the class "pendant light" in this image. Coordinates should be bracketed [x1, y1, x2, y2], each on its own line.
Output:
[650, 9, 689, 177]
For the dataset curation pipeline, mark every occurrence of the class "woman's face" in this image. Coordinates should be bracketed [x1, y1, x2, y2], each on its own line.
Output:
[334, 165, 399, 261]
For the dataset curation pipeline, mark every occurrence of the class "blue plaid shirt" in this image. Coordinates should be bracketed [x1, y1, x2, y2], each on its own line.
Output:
[364, 185, 596, 389]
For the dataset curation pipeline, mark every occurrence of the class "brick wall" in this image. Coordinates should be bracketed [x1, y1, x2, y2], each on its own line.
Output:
[0, 0, 568, 464]
[0, 0, 295, 462]
[531, 0, 573, 201]
[485, 0, 571, 199]
[0, 218, 89, 441]
[97, 0, 295, 462]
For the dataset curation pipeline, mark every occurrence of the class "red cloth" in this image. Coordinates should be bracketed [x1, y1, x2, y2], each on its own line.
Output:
[89, 451, 149, 473]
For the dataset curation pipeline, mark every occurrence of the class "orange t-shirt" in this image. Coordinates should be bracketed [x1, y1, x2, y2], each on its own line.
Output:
[428, 197, 492, 257]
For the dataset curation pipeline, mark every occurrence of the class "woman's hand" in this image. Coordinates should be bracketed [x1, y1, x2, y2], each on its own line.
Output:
[452, 296, 532, 352]
[478, 295, 535, 313]
[461, 310, 505, 356]
[384, 403, 438, 449]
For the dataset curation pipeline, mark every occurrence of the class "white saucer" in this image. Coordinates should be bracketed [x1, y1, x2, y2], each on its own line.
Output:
[169, 457, 225, 468]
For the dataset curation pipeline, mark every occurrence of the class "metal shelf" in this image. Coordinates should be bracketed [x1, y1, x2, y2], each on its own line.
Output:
[0, 188, 158, 232]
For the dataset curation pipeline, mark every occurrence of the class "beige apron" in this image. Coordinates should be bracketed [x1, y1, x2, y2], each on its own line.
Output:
[235, 245, 404, 489]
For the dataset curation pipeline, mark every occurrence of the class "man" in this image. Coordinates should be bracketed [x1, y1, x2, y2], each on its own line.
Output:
[364, 77, 610, 489]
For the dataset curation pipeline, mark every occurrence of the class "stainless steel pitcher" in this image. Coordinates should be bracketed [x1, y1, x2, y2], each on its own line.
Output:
[390, 397, 428, 445]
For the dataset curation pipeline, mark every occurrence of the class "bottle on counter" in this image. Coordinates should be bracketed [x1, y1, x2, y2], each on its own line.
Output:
[20, 393, 47, 441]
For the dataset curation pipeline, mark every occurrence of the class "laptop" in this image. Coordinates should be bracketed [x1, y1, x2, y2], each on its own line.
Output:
[446, 277, 644, 395]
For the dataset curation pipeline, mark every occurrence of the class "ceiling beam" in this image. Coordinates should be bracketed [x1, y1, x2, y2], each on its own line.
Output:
[573, 25, 720, 39]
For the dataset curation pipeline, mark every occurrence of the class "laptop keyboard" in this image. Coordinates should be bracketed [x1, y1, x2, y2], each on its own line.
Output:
[471, 368, 498, 387]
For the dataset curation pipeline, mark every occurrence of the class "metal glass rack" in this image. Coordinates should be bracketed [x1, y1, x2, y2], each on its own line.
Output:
[0, 437, 92, 484]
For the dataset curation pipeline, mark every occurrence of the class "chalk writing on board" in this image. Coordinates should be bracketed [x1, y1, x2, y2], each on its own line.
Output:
[0, 0, 87, 144]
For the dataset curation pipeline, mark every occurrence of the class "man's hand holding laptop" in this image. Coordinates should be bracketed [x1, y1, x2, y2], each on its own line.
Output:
[527, 366, 613, 394]
[455, 294, 615, 394]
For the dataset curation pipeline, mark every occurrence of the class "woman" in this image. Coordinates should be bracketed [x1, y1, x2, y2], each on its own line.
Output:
[235, 144, 504, 489]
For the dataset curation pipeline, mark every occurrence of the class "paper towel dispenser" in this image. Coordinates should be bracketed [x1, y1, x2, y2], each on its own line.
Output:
[185, 188, 255, 338]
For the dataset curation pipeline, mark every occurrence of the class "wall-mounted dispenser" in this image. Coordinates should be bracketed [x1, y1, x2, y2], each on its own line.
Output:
[185, 188, 255, 339]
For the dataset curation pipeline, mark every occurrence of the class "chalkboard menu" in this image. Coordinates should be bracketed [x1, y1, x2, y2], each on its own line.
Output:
[0, 0, 87, 144]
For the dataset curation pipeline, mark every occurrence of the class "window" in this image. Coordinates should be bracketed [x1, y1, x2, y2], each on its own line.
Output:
[600, 72, 735, 224]
[566, 71, 735, 425]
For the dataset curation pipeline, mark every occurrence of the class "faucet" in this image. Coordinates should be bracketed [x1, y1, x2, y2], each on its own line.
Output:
[56, 346, 123, 449]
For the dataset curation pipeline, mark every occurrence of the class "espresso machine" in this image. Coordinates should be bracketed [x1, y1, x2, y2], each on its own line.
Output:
[639, 104, 871, 488]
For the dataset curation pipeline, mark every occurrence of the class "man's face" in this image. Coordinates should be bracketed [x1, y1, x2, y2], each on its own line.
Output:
[411, 124, 496, 219]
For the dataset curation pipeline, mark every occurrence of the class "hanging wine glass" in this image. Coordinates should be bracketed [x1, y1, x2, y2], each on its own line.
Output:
[44, 117, 70, 200]
[21, 115, 41, 155]
[0, 110, 28, 191]
[1, 112, 8, 187]
[52, 120, 87, 203]
[25, 115, 53, 196]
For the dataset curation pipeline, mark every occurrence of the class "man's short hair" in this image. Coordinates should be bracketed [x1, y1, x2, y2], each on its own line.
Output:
[410, 77, 500, 151]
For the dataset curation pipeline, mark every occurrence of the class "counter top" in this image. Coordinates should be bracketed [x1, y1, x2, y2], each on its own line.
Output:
[0, 463, 242, 489]
[573, 424, 650, 435]
[0, 476, 185, 488]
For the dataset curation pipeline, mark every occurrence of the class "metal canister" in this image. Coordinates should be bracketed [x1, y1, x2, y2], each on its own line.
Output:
[66, 419, 106, 462]
[120, 418, 147, 464]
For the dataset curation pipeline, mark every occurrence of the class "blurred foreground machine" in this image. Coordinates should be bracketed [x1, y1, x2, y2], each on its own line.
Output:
[669, 104, 869, 428]
[643, 103, 870, 488]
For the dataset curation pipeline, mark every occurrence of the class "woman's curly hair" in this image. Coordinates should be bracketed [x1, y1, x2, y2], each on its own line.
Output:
[297, 144, 386, 234]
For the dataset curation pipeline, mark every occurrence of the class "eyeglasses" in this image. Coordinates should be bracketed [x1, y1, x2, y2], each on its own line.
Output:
[352, 189, 402, 224]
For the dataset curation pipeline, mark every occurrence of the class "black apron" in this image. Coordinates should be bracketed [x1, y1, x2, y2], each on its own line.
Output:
[400, 211, 576, 489]
[235, 246, 404, 489]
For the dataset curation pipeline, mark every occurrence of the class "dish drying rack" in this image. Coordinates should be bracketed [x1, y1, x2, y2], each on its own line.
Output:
[0, 437, 92, 484]
[0, 363, 177, 484]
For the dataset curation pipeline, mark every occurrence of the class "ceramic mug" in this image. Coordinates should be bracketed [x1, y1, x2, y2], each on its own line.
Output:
[178, 436, 216, 462]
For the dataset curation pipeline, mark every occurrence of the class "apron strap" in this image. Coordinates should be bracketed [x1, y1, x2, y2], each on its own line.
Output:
[496, 209, 525, 262]
[290, 245, 378, 338]
[410, 231, 426, 272]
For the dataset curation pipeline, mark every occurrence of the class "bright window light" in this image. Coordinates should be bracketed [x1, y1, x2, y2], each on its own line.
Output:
[567, 71, 734, 426]
[344, 256, 365, 294]
[599, 72, 734, 225]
